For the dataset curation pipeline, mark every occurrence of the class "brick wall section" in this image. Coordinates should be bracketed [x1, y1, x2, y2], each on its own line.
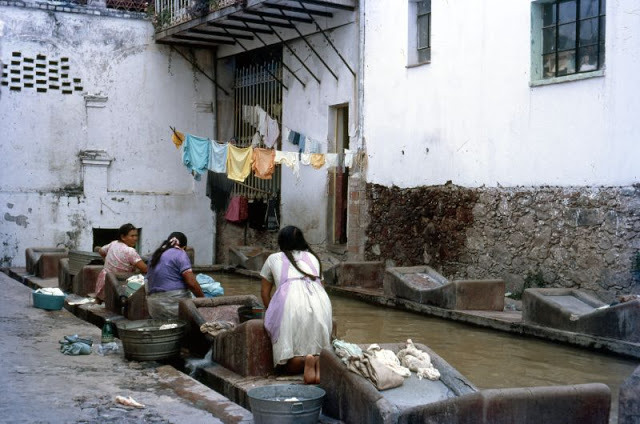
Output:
[215, 218, 278, 265]
[365, 183, 640, 302]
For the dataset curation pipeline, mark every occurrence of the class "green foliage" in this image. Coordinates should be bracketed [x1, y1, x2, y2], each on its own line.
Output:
[146, 3, 171, 30]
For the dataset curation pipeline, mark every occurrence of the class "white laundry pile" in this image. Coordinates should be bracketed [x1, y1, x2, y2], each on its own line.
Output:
[397, 339, 441, 380]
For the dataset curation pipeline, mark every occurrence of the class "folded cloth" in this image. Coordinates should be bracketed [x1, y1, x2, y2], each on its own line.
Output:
[60, 341, 92, 355]
[35, 287, 65, 296]
[200, 321, 236, 336]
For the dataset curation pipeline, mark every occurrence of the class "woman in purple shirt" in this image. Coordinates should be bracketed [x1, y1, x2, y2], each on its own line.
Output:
[146, 232, 204, 319]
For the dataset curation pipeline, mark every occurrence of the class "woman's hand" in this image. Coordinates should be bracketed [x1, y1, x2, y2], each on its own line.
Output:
[261, 278, 274, 308]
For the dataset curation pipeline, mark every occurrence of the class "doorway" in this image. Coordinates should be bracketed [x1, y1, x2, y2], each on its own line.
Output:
[328, 105, 349, 245]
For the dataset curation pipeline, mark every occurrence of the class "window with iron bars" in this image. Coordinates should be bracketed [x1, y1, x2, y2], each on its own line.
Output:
[232, 58, 282, 201]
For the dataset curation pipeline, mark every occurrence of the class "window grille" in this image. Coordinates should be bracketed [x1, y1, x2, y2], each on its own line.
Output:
[232, 59, 282, 200]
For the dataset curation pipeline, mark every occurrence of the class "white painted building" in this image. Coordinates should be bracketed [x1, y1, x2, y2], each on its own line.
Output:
[362, 0, 640, 188]
[0, 4, 217, 266]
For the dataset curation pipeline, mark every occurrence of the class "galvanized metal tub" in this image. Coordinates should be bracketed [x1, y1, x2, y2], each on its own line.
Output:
[248, 384, 325, 424]
[116, 319, 186, 361]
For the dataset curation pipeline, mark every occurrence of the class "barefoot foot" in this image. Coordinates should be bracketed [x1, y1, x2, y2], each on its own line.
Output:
[303, 354, 316, 384]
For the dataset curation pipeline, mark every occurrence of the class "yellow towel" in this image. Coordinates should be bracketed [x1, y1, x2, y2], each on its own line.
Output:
[227, 145, 253, 182]
[172, 130, 185, 149]
[310, 153, 325, 169]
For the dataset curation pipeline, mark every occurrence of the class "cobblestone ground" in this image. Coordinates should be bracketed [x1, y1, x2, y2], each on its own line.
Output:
[0, 272, 221, 424]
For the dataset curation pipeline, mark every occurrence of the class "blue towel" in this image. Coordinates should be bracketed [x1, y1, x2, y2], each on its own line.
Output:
[182, 134, 212, 177]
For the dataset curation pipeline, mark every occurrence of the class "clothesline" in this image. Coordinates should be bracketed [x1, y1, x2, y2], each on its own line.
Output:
[173, 127, 356, 183]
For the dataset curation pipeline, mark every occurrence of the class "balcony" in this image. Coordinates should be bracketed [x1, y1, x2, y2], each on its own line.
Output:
[152, 0, 357, 55]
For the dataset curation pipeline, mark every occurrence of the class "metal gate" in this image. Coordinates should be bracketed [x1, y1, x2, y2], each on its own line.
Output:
[232, 58, 282, 200]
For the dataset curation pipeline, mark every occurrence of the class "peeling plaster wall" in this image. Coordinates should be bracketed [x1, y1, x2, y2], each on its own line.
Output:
[0, 6, 216, 266]
[362, 0, 640, 188]
[279, 23, 358, 245]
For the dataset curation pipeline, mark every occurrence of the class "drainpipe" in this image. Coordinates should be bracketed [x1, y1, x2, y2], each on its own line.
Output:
[211, 50, 218, 265]
[357, 0, 366, 164]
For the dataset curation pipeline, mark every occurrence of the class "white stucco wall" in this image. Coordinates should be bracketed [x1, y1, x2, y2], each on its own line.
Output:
[362, 0, 640, 188]
[0, 6, 217, 266]
[279, 24, 358, 244]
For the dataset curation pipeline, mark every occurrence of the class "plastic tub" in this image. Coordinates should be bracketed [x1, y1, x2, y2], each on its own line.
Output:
[116, 319, 186, 361]
[32, 291, 66, 311]
[248, 384, 325, 424]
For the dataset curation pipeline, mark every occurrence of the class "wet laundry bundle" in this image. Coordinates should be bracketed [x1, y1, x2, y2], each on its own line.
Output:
[59, 334, 92, 356]
[196, 274, 224, 297]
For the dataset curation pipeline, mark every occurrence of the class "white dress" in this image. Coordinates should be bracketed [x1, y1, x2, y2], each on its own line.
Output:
[260, 251, 333, 366]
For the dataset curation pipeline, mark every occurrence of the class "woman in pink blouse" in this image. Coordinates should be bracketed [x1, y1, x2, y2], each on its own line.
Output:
[94, 223, 147, 303]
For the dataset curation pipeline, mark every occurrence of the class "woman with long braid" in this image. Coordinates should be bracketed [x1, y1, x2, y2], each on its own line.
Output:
[260, 226, 333, 384]
[146, 232, 204, 319]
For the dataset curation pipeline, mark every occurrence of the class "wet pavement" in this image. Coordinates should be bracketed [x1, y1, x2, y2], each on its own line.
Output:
[0, 270, 251, 423]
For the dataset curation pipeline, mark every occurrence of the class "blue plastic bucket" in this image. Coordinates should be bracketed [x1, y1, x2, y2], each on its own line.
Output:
[32, 291, 66, 311]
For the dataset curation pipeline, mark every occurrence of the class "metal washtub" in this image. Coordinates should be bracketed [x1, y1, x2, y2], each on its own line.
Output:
[248, 384, 325, 424]
[116, 319, 186, 361]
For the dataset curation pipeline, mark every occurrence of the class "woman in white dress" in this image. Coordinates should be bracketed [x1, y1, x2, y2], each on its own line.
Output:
[260, 226, 333, 384]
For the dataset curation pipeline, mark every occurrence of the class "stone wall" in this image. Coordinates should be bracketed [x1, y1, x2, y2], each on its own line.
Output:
[365, 183, 640, 302]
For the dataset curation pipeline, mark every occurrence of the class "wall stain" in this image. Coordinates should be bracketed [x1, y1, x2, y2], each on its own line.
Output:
[4, 213, 29, 228]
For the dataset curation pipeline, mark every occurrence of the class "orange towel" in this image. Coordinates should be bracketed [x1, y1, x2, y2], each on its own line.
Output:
[252, 148, 276, 179]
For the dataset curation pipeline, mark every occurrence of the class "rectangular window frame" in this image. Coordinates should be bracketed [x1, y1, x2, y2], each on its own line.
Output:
[407, 0, 431, 67]
[531, 0, 606, 86]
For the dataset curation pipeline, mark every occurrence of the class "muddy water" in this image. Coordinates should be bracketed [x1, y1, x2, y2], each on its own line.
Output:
[211, 273, 639, 423]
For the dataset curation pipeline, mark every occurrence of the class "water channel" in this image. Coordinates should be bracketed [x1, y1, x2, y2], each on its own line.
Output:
[209, 272, 639, 423]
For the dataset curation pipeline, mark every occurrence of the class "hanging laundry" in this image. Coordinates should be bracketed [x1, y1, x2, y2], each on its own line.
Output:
[281, 127, 290, 145]
[344, 149, 354, 168]
[251, 132, 262, 147]
[305, 138, 321, 154]
[288, 129, 301, 146]
[310, 153, 325, 169]
[275, 151, 300, 179]
[256, 107, 268, 136]
[265, 197, 279, 231]
[206, 171, 235, 212]
[182, 134, 211, 178]
[248, 198, 268, 230]
[172, 130, 185, 149]
[242, 105, 259, 128]
[252, 148, 276, 180]
[324, 153, 338, 168]
[209, 141, 228, 173]
[264, 115, 280, 148]
[226, 145, 253, 182]
[298, 135, 306, 154]
[225, 196, 249, 223]
[300, 153, 312, 166]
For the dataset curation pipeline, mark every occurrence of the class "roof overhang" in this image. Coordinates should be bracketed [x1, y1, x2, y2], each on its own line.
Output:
[154, 0, 357, 57]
